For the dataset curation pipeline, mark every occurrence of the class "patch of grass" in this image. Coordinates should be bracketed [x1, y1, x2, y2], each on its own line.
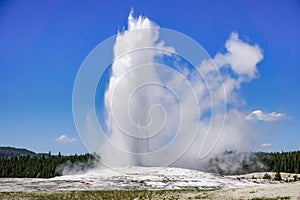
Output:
[0, 190, 211, 200]
[1, 191, 291, 200]
[250, 196, 291, 200]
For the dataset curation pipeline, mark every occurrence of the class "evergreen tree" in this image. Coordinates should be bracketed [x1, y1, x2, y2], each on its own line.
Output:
[274, 171, 282, 181]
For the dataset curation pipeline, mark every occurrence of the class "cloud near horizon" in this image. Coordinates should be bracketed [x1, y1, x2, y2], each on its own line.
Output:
[260, 143, 272, 149]
[55, 134, 76, 143]
[246, 110, 286, 122]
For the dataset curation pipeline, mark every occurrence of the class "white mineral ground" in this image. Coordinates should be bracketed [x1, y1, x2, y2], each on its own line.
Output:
[0, 166, 299, 199]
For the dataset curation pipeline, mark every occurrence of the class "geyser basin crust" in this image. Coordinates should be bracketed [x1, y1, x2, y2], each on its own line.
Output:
[0, 166, 261, 192]
[1, 167, 300, 199]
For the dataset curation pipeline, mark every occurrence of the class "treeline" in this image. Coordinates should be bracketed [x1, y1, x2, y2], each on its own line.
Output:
[0, 151, 299, 178]
[0, 153, 97, 178]
[206, 150, 300, 175]
[257, 151, 300, 173]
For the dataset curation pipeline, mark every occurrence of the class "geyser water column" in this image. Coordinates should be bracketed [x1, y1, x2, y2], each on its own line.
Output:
[72, 13, 226, 168]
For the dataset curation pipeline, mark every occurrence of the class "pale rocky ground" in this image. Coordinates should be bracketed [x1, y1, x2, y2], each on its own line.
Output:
[0, 167, 299, 199]
[210, 181, 300, 200]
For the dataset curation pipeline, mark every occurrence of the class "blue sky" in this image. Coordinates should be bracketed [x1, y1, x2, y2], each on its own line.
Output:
[0, 0, 299, 155]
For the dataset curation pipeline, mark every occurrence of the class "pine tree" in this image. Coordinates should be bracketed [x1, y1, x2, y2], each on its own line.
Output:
[274, 170, 282, 181]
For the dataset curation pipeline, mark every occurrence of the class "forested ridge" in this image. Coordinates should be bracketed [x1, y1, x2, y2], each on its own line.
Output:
[207, 151, 300, 175]
[0, 152, 97, 178]
[0, 147, 36, 158]
[257, 151, 300, 173]
[0, 147, 299, 178]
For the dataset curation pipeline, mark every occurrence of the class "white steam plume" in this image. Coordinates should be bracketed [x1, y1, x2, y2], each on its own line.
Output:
[95, 11, 270, 170]
[101, 11, 175, 167]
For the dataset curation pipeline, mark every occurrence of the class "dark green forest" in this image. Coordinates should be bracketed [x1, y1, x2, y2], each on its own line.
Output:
[257, 151, 300, 173]
[0, 150, 299, 178]
[0, 152, 97, 178]
[207, 151, 300, 175]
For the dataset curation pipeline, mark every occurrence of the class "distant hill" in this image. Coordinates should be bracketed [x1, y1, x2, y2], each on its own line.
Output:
[0, 146, 37, 158]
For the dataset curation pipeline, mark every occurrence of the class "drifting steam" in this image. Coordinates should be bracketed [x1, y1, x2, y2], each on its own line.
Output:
[92, 11, 264, 170]
[73, 11, 284, 171]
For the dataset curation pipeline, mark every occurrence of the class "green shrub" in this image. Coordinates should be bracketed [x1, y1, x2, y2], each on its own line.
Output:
[274, 171, 282, 181]
[263, 173, 271, 180]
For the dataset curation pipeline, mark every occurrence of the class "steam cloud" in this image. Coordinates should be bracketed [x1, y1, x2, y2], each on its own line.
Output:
[86, 11, 283, 170]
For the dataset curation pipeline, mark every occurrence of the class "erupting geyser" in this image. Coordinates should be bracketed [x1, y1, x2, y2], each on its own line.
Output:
[73, 10, 264, 170]
[100, 13, 173, 166]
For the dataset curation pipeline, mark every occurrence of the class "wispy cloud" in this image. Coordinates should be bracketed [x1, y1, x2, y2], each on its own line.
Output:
[55, 134, 76, 143]
[246, 110, 285, 122]
[260, 143, 272, 150]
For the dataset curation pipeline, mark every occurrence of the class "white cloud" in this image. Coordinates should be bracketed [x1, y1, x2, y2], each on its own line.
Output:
[214, 32, 263, 81]
[246, 110, 285, 122]
[260, 143, 272, 149]
[55, 134, 76, 143]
